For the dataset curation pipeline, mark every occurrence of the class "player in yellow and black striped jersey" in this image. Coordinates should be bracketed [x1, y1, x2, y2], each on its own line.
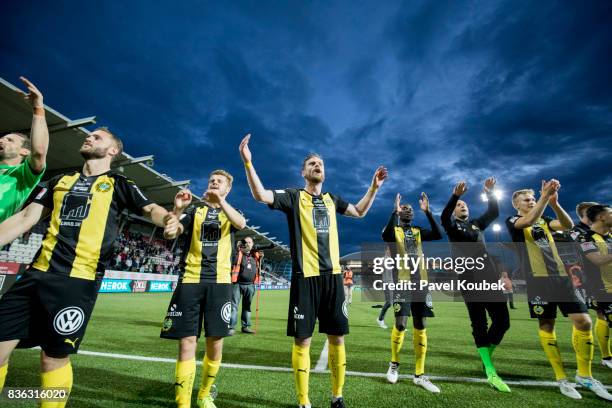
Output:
[381, 192, 442, 393]
[160, 169, 246, 408]
[571, 205, 612, 370]
[239, 134, 387, 408]
[0, 128, 171, 407]
[506, 182, 612, 400]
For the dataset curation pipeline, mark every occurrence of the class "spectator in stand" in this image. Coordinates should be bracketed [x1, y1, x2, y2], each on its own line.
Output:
[229, 237, 262, 335]
[501, 271, 516, 309]
[343, 265, 354, 305]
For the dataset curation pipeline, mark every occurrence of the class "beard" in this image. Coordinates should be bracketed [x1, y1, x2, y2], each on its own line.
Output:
[80, 146, 108, 160]
[305, 171, 324, 183]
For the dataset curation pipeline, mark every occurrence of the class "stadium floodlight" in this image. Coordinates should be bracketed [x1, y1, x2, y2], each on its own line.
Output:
[481, 189, 503, 202]
[492, 223, 501, 232]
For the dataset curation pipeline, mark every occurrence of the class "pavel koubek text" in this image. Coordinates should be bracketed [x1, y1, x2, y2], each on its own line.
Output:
[370, 255, 507, 291]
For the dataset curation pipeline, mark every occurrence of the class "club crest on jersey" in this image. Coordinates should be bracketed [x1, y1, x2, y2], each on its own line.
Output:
[393, 302, 402, 313]
[532, 305, 545, 315]
[95, 181, 111, 192]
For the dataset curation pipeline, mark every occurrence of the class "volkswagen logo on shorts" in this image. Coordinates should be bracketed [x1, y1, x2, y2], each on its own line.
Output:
[220, 302, 232, 324]
[342, 300, 349, 319]
[425, 292, 433, 308]
[53, 307, 85, 335]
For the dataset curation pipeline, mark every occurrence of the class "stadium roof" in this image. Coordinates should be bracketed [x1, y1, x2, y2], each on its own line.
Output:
[0, 77, 290, 261]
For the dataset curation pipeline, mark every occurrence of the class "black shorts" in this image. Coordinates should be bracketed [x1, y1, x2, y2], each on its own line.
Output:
[0, 269, 100, 356]
[288, 273, 348, 338]
[527, 276, 587, 319]
[160, 281, 232, 339]
[589, 298, 612, 327]
[393, 290, 434, 318]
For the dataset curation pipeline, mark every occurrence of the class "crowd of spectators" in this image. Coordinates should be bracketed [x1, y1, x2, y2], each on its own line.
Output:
[111, 230, 181, 274]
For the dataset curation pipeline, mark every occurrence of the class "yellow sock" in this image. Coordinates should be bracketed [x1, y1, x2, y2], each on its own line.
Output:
[292, 343, 310, 406]
[413, 328, 427, 376]
[572, 327, 594, 378]
[539, 330, 566, 380]
[40, 362, 72, 408]
[391, 326, 405, 363]
[328, 342, 346, 398]
[0, 363, 7, 392]
[197, 355, 221, 401]
[175, 358, 196, 408]
[596, 318, 611, 359]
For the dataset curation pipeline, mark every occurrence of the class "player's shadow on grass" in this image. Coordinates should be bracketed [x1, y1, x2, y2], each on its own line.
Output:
[217, 392, 294, 408]
[125, 319, 164, 328]
[70, 366, 176, 407]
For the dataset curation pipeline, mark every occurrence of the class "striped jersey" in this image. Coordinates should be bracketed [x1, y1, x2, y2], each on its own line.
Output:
[269, 188, 348, 278]
[506, 215, 566, 278]
[31, 171, 151, 280]
[574, 229, 612, 295]
[178, 204, 237, 284]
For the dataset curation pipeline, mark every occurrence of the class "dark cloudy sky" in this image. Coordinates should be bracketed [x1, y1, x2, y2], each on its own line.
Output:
[2, 1, 611, 254]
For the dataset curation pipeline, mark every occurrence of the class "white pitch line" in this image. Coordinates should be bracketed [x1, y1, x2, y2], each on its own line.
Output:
[313, 339, 329, 372]
[27, 348, 612, 390]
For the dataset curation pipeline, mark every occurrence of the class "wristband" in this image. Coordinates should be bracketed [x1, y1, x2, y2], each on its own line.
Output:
[370, 185, 378, 193]
[244, 161, 252, 169]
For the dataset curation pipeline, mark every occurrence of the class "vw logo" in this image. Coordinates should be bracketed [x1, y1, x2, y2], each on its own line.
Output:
[53, 307, 85, 335]
[220, 302, 232, 324]
[425, 293, 433, 308]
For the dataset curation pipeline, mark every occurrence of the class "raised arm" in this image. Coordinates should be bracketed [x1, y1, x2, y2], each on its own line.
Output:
[205, 190, 247, 230]
[545, 183, 573, 231]
[0, 203, 48, 246]
[513, 180, 558, 229]
[382, 194, 401, 242]
[441, 182, 466, 230]
[475, 177, 499, 229]
[344, 166, 388, 218]
[239, 134, 274, 205]
[419, 193, 442, 240]
[163, 190, 193, 240]
[18, 77, 48, 174]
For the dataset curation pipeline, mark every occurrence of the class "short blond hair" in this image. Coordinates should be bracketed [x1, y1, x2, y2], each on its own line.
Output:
[512, 189, 535, 208]
[210, 169, 233, 188]
[576, 201, 598, 219]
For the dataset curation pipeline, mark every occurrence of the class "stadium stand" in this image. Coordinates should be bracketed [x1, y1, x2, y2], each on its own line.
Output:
[0, 76, 291, 281]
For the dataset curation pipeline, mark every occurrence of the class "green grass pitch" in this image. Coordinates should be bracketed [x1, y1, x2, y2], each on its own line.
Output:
[2, 290, 611, 407]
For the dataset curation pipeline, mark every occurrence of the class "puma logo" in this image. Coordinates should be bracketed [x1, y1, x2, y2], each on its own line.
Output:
[547, 342, 558, 347]
[418, 343, 426, 347]
[297, 369, 308, 373]
[64, 338, 79, 348]
[174, 381, 184, 388]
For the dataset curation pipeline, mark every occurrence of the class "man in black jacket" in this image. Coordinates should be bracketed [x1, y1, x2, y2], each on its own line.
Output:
[440, 177, 510, 393]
